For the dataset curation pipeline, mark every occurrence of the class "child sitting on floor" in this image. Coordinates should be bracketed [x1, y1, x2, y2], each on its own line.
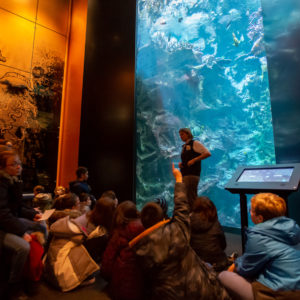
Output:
[190, 196, 229, 272]
[48, 193, 81, 226]
[44, 196, 116, 291]
[219, 193, 300, 300]
[78, 192, 92, 214]
[101, 200, 144, 300]
[129, 164, 230, 300]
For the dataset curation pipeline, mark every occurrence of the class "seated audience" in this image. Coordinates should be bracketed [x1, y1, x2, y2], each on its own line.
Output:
[33, 185, 45, 196]
[219, 193, 300, 300]
[48, 193, 81, 226]
[190, 196, 229, 272]
[0, 150, 46, 299]
[129, 164, 230, 300]
[101, 201, 144, 300]
[69, 167, 97, 209]
[44, 196, 116, 292]
[78, 192, 92, 214]
[32, 193, 52, 212]
[101, 189, 118, 207]
[53, 185, 66, 200]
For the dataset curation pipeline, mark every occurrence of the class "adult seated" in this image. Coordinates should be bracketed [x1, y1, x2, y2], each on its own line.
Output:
[0, 150, 46, 298]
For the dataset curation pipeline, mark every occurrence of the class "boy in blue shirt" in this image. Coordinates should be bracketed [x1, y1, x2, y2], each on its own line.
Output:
[219, 193, 300, 300]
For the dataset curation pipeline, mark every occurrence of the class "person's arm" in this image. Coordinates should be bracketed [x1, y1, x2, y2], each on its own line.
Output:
[172, 163, 183, 183]
[187, 141, 211, 167]
[234, 231, 270, 278]
[101, 232, 122, 279]
[171, 163, 190, 239]
[0, 185, 30, 236]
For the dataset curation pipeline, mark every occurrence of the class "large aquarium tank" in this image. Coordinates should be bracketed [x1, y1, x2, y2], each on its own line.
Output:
[135, 0, 276, 228]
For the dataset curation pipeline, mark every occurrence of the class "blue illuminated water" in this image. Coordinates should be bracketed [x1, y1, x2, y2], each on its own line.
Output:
[135, 0, 275, 228]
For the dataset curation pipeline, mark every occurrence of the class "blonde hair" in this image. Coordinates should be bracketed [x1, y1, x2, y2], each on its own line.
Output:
[251, 193, 286, 221]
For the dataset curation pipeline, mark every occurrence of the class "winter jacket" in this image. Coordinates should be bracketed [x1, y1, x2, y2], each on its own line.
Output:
[190, 213, 228, 271]
[235, 216, 300, 291]
[23, 234, 44, 281]
[0, 170, 37, 236]
[44, 216, 103, 291]
[101, 219, 145, 300]
[129, 182, 231, 300]
[48, 209, 82, 226]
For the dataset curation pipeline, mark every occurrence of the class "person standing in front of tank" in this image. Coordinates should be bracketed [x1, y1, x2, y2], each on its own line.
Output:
[179, 128, 211, 206]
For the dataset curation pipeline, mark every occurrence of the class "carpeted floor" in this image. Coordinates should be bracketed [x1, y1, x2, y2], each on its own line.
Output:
[30, 275, 111, 300]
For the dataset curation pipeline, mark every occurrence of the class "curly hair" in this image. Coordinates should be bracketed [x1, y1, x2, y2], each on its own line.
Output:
[251, 193, 286, 221]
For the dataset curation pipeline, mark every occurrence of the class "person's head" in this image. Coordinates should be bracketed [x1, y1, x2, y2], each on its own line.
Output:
[154, 197, 169, 219]
[179, 128, 193, 142]
[55, 193, 80, 210]
[54, 186, 66, 196]
[33, 193, 52, 211]
[192, 196, 218, 223]
[79, 193, 92, 206]
[76, 166, 88, 181]
[33, 185, 45, 195]
[141, 202, 164, 229]
[250, 193, 286, 224]
[113, 200, 139, 229]
[88, 196, 116, 231]
[0, 150, 22, 176]
[101, 190, 118, 207]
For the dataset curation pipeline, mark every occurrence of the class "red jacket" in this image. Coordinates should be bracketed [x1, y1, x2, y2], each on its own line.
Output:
[101, 219, 144, 300]
[24, 234, 44, 281]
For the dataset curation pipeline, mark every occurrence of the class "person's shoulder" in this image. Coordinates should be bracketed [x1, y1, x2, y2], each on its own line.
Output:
[192, 140, 204, 145]
[0, 170, 14, 185]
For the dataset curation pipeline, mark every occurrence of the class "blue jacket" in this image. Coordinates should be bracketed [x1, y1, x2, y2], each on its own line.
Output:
[235, 216, 300, 291]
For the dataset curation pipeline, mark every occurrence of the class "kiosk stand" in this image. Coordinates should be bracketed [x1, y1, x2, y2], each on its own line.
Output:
[225, 163, 300, 252]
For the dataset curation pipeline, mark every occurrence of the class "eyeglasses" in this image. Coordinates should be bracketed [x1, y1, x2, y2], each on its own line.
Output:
[7, 162, 22, 167]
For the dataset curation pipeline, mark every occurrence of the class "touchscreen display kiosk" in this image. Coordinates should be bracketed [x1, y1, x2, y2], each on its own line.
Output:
[225, 163, 300, 252]
[237, 167, 294, 183]
[225, 164, 300, 194]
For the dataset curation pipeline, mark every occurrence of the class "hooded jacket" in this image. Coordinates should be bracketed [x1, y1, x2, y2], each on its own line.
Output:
[44, 216, 102, 291]
[235, 216, 300, 291]
[190, 213, 228, 271]
[130, 183, 230, 300]
[101, 219, 145, 300]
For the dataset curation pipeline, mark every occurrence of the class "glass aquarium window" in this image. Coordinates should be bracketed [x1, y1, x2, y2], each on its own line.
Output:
[135, 0, 275, 228]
